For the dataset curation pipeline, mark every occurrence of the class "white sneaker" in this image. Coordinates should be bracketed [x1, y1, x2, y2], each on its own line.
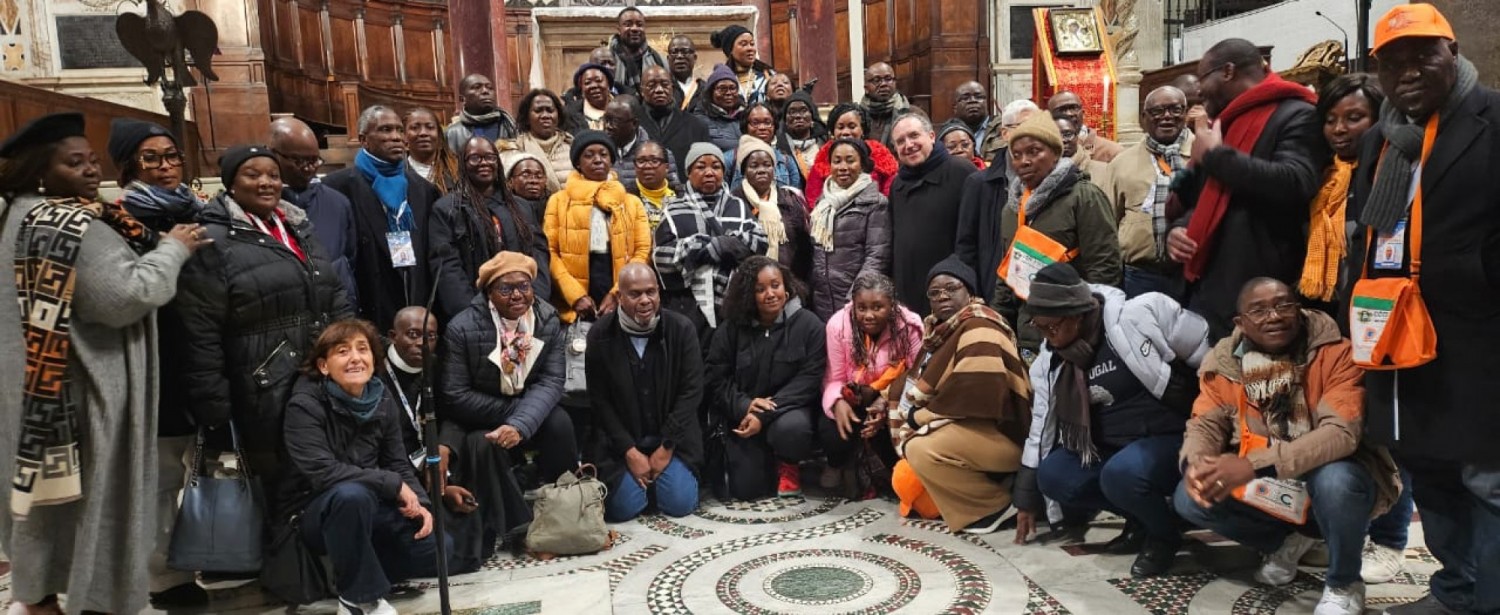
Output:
[1362, 541, 1406, 584]
[1314, 582, 1366, 615]
[1254, 532, 1318, 587]
[338, 598, 399, 615]
[819, 465, 842, 490]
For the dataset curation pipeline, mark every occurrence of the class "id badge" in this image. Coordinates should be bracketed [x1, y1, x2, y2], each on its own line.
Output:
[1237, 477, 1311, 525]
[409, 446, 427, 470]
[1350, 295, 1394, 364]
[1373, 220, 1406, 270]
[387, 231, 416, 268]
[1141, 182, 1157, 215]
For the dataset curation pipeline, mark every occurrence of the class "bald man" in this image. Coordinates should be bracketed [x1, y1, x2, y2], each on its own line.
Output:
[585, 262, 705, 522]
[379, 306, 439, 467]
[1096, 86, 1193, 299]
[862, 62, 910, 148]
[1048, 90, 1122, 163]
[270, 117, 359, 303]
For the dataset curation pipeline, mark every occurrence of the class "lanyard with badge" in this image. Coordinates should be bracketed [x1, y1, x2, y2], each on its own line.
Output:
[1349, 114, 1439, 369]
[387, 200, 417, 268]
[386, 359, 425, 468]
[997, 189, 1080, 300]
[248, 211, 294, 253]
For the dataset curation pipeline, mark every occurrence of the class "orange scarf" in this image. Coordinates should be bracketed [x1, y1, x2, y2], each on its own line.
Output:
[1299, 159, 1355, 301]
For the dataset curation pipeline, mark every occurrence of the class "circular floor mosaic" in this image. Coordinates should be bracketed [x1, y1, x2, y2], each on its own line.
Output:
[714, 550, 920, 614]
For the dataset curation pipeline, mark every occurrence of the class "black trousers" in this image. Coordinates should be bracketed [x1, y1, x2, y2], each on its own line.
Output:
[724, 405, 817, 500]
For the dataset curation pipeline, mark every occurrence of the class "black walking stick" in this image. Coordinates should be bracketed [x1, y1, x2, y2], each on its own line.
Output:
[420, 230, 452, 614]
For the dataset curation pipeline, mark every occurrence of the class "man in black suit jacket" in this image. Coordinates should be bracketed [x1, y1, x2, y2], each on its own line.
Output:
[637, 65, 711, 182]
[1348, 7, 1500, 615]
[324, 105, 440, 330]
[1164, 38, 1329, 341]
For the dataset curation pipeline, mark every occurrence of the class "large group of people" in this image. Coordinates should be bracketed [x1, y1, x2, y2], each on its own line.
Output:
[0, 4, 1494, 615]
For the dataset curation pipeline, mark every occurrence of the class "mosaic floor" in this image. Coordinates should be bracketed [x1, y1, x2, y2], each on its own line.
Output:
[2, 489, 1435, 614]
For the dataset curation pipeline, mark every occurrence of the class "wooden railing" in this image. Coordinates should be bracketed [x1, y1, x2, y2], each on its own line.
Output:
[0, 79, 204, 181]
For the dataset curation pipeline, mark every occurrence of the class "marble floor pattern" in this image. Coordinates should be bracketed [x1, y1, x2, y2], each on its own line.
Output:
[1, 489, 1435, 615]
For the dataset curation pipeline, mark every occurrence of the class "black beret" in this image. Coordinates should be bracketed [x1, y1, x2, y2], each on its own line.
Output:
[0, 112, 85, 159]
[107, 118, 176, 170]
[570, 130, 616, 169]
[217, 144, 277, 187]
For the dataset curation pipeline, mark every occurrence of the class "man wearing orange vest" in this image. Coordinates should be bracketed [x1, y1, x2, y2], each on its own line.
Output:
[1347, 5, 1500, 614]
[1174, 278, 1400, 615]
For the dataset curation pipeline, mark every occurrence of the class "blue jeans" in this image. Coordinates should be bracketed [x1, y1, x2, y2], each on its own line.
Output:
[1367, 464, 1413, 550]
[1037, 434, 1185, 544]
[1123, 266, 1184, 301]
[605, 457, 699, 522]
[301, 481, 451, 603]
[1402, 456, 1500, 614]
[1172, 460, 1375, 589]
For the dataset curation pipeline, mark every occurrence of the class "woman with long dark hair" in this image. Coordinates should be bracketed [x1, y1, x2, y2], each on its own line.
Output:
[430, 136, 552, 322]
[406, 107, 462, 194]
[706, 255, 825, 500]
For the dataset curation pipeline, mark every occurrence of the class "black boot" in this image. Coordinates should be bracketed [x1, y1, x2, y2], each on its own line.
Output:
[1103, 520, 1144, 555]
[1130, 538, 1180, 578]
[150, 582, 210, 608]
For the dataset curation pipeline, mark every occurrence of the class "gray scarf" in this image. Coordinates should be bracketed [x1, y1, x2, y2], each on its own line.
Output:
[617, 308, 661, 337]
[1143, 132, 1189, 259]
[1006, 157, 1079, 221]
[1360, 55, 1478, 233]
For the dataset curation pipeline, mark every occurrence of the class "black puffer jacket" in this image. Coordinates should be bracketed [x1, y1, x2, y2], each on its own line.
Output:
[438, 293, 565, 439]
[277, 376, 428, 518]
[176, 195, 352, 464]
[810, 180, 890, 320]
[427, 189, 552, 323]
[706, 298, 827, 426]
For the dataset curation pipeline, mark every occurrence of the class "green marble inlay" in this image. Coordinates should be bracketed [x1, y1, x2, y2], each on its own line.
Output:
[765, 565, 873, 605]
[451, 601, 543, 615]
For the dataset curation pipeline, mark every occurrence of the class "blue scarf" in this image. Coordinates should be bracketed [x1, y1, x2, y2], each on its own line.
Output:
[120, 181, 203, 236]
[323, 377, 387, 424]
[354, 149, 413, 232]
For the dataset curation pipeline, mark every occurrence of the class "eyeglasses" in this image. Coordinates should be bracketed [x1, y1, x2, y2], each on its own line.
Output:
[1026, 317, 1066, 336]
[1241, 302, 1299, 324]
[1144, 104, 1187, 119]
[274, 149, 323, 170]
[1197, 62, 1231, 82]
[926, 283, 967, 300]
[465, 154, 500, 166]
[138, 151, 185, 169]
[491, 283, 531, 297]
[635, 156, 666, 167]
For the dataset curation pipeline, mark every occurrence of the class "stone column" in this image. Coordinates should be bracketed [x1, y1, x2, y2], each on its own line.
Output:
[795, 0, 840, 104]
[449, 0, 511, 110]
[1106, 0, 1156, 146]
[848, 0, 866, 97]
[1425, 0, 1499, 89]
[184, 0, 271, 165]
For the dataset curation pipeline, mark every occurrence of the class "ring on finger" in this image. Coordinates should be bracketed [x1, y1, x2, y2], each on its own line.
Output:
[1214, 479, 1226, 489]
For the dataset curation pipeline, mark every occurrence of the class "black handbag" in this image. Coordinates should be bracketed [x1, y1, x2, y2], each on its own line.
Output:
[260, 513, 333, 605]
[167, 423, 263, 573]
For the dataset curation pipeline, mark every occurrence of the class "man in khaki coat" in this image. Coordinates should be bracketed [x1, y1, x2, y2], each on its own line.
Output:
[1096, 86, 1192, 300]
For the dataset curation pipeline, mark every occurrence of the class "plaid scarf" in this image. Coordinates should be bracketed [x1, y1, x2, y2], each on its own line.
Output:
[1142, 132, 1188, 260]
[1238, 336, 1311, 442]
[654, 189, 768, 324]
[12, 197, 151, 519]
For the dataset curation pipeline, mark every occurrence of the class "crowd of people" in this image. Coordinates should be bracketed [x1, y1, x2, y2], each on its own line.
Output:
[0, 4, 1495, 615]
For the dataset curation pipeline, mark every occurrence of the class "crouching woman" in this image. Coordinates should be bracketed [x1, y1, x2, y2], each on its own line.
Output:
[279, 319, 449, 615]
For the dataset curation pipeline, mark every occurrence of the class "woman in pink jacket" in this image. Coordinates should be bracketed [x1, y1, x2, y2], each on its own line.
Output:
[818, 272, 923, 498]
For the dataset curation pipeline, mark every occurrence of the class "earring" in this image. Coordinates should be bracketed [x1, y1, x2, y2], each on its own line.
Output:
[36, 180, 44, 195]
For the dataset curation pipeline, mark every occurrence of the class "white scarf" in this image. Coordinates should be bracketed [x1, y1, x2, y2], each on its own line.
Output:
[810, 173, 874, 250]
[739, 180, 786, 260]
[589, 206, 610, 253]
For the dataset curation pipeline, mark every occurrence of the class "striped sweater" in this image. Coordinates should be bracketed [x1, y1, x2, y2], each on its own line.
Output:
[901, 308, 1033, 449]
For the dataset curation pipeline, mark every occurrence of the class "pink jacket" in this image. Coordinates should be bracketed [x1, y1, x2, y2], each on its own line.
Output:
[821, 303, 925, 418]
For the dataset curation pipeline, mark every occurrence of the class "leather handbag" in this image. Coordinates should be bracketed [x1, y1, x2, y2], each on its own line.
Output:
[260, 513, 333, 605]
[562, 320, 592, 402]
[525, 464, 611, 556]
[167, 423, 263, 573]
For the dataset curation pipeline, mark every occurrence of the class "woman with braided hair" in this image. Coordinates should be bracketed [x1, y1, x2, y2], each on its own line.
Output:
[406, 107, 462, 194]
[818, 272, 921, 498]
[429, 136, 551, 323]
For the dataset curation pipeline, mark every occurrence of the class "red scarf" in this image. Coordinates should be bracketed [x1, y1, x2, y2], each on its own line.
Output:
[1183, 74, 1316, 281]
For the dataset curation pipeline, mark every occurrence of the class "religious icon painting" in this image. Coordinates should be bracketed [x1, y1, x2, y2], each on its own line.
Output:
[1049, 8, 1103, 55]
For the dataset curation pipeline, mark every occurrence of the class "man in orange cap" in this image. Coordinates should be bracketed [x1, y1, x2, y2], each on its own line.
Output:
[1348, 4, 1500, 615]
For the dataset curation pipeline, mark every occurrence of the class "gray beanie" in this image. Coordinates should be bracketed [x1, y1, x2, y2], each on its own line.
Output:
[685, 142, 725, 169]
[1026, 262, 1095, 317]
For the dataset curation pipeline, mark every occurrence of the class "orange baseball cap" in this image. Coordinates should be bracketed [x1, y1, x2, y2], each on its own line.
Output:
[1373, 3, 1456, 55]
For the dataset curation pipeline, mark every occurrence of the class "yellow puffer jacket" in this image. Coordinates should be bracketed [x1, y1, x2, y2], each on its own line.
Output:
[544, 172, 652, 323]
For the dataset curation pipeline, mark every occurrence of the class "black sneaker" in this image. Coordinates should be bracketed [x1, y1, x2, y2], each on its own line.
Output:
[149, 583, 210, 608]
[1104, 521, 1145, 555]
[1130, 538, 1180, 578]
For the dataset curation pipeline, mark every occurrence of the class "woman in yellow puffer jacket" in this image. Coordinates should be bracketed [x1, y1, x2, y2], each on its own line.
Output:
[544, 130, 652, 323]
